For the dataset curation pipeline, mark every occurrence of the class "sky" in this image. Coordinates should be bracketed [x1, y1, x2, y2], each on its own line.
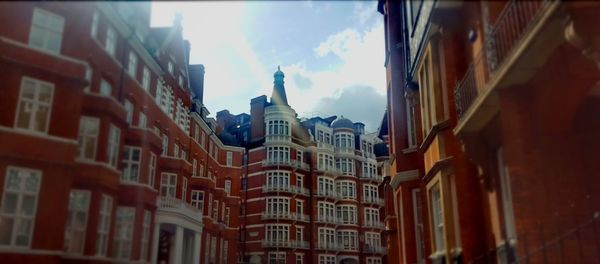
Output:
[151, 1, 386, 132]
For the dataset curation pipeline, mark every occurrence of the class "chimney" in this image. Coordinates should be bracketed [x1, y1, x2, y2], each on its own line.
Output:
[250, 95, 267, 141]
[188, 64, 205, 103]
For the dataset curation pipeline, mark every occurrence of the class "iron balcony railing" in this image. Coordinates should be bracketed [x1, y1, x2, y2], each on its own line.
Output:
[317, 142, 335, 152]
[364, 220, 386, 229]
[262, 159, 309, 170]
[364, 244, 387, 254]
[360, 173, 383, 182]
[265, 134, 291, 143]
[362, 196, 385, 206]
[262, 184, 309, 195]
[261, 240, 309, 249]
[455, 0, 551, 120]
[317, 242, 343, 251]
[156, 196, 202, 220]
[316, 215, 340, 225]
[315, 189, 338, 199]
[260, 212, 309, 222]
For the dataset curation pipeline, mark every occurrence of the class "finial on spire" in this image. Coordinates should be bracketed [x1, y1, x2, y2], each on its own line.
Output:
[278, 65, 280, 71]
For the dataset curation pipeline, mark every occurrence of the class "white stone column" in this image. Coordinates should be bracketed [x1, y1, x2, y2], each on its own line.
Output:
[151, 223, 161, 264]
[193, 231, 202, 264]
[173, 226, 184, 264]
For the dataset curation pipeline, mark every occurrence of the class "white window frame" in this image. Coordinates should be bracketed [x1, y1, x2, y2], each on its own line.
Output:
[14, 77, 54, 133]
[266, 197, 290, 215]
[224, 180, 231, 196]
[28, 8, 65, 54]
[100, 79, 112, 96]
[412, 189, 426, 263]
[160, 173, 177, 198]
[95, 194, 112, 256]
[138, 111, 147, 128]
[140, 210, 151, 261]
[78, 116, 100, 160]
[0, 166, 42, 247]
[124, 99, 133, 125]
[90, 11, 99, 38]
[148, 152, 157, 187]
[265, 224, 290, 242]
[430, 183, 445, 252]
[64, 189, 91, 254]
[226, 151, 232, 166]
[105, 27, 116, 56]
[191, 190, 204, 216]
[113, 206, 135, 260]
[268, 252, 286, 264]
[127, 52, 137, 78]
[182, 177, 187, 202]
[142, 67, 150, 91]
[107, 124, 120, 168]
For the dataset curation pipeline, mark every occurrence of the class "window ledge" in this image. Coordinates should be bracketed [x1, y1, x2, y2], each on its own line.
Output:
[419, 119, 451, 153]
[401, 147, 418, 154]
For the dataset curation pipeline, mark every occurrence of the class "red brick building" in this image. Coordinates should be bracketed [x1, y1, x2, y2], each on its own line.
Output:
[0, 2, 242, 263]
[379, 1, 600, 263]
[216, 68, 388, 264]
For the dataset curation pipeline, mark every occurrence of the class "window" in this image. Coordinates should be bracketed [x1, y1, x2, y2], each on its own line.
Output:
[317, 153, 334, 171]
[191, 159, 197, 177]
[140, 210, 151, 261]
[210, 236, 217, 263]
[208, 194, 213, 216]
[221, 202, 225, 222]
[319, 255, 336, 264]
[193, 125, 199, 142]
[127, 52, 137, 77]
[178, 75, 183, 87]
[317, 201, 335, 221]
[213, 200, 219, 219]
[267, 146, 290, 163]
[412, 189, 426, 263]
[15, 77, 54, 133]
[224, 180, 231, 195]
[113, 207, 134, 259]
[296, 200, 303, 215]
[318, 228, 336, 249]
[267, 171, 290, 188]
[173, 144, 179, 157]
[362, 162, 378, 179]
[107, 124, 120, 168]
[265, 225, 289, 242]
[296, 226, 304, 241]
[222, 240, 228, 264]
[366, 257, 382, 264]
[90, 11, 99, 38]
[365, 232, 381, 248]
[335, 158, 354, 175]
[365, 208, 380, 226]
[124, 99, 133, 125]
[0, 167, 42, 247]
[334, 133, 354, 149]
[336, 181, 356, 199]
[296, 254, 304, 264]
[430, 183, 444, 252]
[296, 175, 304, 189]
[226, 151, 232, 166]
[268, 252, 286, 264]
[191, 190, 204, 215]
[337, 230, 358, 250]
[84, 66, 93, 92]
[142, 67, 150, 91]
[336, 205, 357, 224]
[168, 61, 174, 74]
[98, 79, 112, 96]
[138, 112, 147, 128]
[317, 177, 334, 195]
[201, 132, 206, 147]
[147, 152, 157, 187]
[199, 164, 204, 178]
[77, 116, 99, 160]
[161, 134, 168, 156]
[105, 27, 116, 56]
[497, 147, 516, 241]
[224, 207, 230, 226]
[364, 184, 379, 201]
[296, 150, 302, 163]
[160, 173, 177, 198]
[96, 194, 112, 256]
[406, 98, 417, 147]
[64, 190, 91, 254]
[28, 8, 64, 53]
[181, 150, 186, 160]
[182, 177, 187, 202]
[417, 45, 445, 136]
[266, 197, 290, 215]
[267, 120, 289, 135]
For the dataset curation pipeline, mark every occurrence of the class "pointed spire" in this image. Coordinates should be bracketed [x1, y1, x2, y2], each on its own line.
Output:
[271, 66, 288, 106]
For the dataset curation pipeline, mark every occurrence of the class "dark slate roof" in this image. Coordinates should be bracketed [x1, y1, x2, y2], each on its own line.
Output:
[331, 117, 354, 129]
[374, 142, 389, 157]
[377, 110, 388, 138]
[217, 131, 241, 147]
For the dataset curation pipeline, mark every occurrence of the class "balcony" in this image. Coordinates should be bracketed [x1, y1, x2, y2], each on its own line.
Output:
[262, 185, 294, 194]
[317, 142, 334, 152]
[362, 197, 385, 206]
[317, 164, 338, 175]
[364, 244, 386, 254]
[262, 159, 309, 171]
[363, 220, 385, 229]
[261, 212, 294, 221]
[360, 173, 383, 183]
[315, 189, 337, 200]
[316, 215, 339, 225]
[159, 156, 193, 175]
[454, 1, 559, 132]
[335, 147, 355, 155]
[265, 134, 291, 144]
[317, 243, 343, 251]
[261, 240, 309, 249]
[156, 196, 202, 221]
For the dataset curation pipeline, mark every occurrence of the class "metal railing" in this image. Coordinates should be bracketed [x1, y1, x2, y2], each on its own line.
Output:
[265, 134, 291, 143]
[317, 142, 334, 152]
[262, 185, 310, 196]
[261, 240, 309, 249]
[315, 189, 338, 199]
[316, 215, 339, 224]
[262, 159, 309, 170]
[156, 196, 202, 220]
[260, 212, 310, 222]
[364, 220, 385, 229]
[455, 0, 550, 120]
[334, 147, 355, 154]
[364, 244, 386, 254]
[362, 196, 385, 206]
[360, 173, 383, 182]
[317, 242, 343, 251]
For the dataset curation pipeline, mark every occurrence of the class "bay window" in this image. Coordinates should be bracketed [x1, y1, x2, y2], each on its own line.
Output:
[15, 77, 54, 133]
